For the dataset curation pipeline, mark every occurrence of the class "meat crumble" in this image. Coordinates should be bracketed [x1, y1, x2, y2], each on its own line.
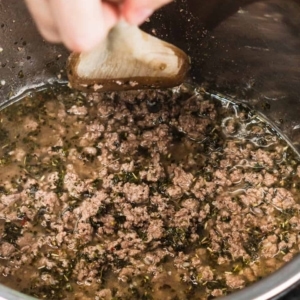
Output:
[0, 85, 300, 299]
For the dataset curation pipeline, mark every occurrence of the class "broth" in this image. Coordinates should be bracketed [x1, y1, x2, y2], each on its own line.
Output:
[0, 85, 300, 299]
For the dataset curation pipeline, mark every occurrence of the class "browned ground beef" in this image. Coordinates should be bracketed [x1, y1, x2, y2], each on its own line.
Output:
[0, 85, 300, 300]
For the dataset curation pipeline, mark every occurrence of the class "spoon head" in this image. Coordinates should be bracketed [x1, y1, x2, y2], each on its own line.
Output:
[66, 22, 190, 92]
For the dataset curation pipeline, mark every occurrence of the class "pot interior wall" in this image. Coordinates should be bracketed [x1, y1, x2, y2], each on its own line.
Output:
[145, 0, 300, 152]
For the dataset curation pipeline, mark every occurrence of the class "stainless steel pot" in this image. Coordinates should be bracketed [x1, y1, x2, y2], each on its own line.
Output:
[1, 0, 300, 299]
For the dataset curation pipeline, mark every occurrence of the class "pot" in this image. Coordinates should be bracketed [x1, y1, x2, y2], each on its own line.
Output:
[1, 0, 300, 299]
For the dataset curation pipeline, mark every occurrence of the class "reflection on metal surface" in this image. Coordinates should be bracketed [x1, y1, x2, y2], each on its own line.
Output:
[186, 0, 300, 152]
[147, 0, 300, 152]
[0, 0, 69, 103]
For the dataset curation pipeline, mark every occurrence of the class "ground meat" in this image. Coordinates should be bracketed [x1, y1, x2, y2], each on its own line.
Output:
[67, 105, 88, 116]
[178, 114, 210, 140]
[211, 289, 224, 297]
[244, 172, 264, 185]
[122, 205, 149, 228]
[251, 149, 274, 167]
[147, 219, 164, 240]
[261, 235, 279, 258]
[120, 161, 134, 173]
[140, 157, 165, 182]
[289, 216, 300, 231]
[1, 194, 21, 206]
[271, 188, 295, 210]
[80, 123, 104, 145]
[104, 132, 120, 151]
[263, 172, 277, 187]
[123, 182, 149, 204]
[214, 169, 233, 187]
[167, 185, 183, 199]
[173, 167, 194, 191]
[229, 169, 243, 184]
[199, 266, 214, 281]
[74, 190, 108, 220]
[0, 242, 15, 258]
[173, 208, 193, 228]
[22, 117, 39, 132]
[34, 190, 59, 213]
[225, 273, 245, 289]
[75, 221, 93, 243]
[191, 177, 207, 201]
[95, 289, 112, 300]
[9, 147, 26, 162]
[64, 165, 87, 197]
[0, 86, 300, 300]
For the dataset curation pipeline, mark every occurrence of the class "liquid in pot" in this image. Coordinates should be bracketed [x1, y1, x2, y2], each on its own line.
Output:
[0, 86, 300, 299]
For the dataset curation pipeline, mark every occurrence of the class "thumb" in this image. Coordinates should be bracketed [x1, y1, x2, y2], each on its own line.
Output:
[49, 0, 119, 52]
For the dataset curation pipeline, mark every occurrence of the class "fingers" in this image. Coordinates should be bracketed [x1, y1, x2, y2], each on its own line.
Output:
[24, 0, 60, 43]
[49, 0, 119, 52]
[25, 0, 119, 52]
[24, 0, 171, 52]
[122, 0, 173, 25]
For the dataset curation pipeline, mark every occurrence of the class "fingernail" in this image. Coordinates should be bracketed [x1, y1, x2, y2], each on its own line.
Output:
[129, 8, 153, 25]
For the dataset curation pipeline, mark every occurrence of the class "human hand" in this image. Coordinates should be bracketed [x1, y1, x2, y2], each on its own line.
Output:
[24, 0, 172, 52]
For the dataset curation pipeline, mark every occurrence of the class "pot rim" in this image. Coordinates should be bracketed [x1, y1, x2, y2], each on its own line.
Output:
[221, 254, 300, 300]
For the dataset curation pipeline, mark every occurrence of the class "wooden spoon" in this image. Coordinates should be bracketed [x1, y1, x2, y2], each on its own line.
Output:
[66, 1, 190, 92]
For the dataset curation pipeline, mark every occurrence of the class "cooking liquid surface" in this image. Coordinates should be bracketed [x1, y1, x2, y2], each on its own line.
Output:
[0, 86, 300, 299]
